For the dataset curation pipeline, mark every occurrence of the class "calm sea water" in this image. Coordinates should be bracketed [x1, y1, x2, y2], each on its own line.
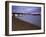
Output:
[16, 15, 41, 27]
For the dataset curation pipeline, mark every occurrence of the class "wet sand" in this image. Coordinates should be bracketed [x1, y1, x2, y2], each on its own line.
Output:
[12, 14, 41, 31]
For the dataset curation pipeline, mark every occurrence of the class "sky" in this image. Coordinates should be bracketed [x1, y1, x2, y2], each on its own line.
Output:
[12, 6, 41, 14]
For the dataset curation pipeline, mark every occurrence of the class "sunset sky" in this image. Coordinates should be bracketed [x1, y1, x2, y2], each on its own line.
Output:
[12, 6, 41, 14]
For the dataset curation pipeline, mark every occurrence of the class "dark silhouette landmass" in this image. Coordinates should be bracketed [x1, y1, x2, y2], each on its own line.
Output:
[12, 14, 41, 31]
